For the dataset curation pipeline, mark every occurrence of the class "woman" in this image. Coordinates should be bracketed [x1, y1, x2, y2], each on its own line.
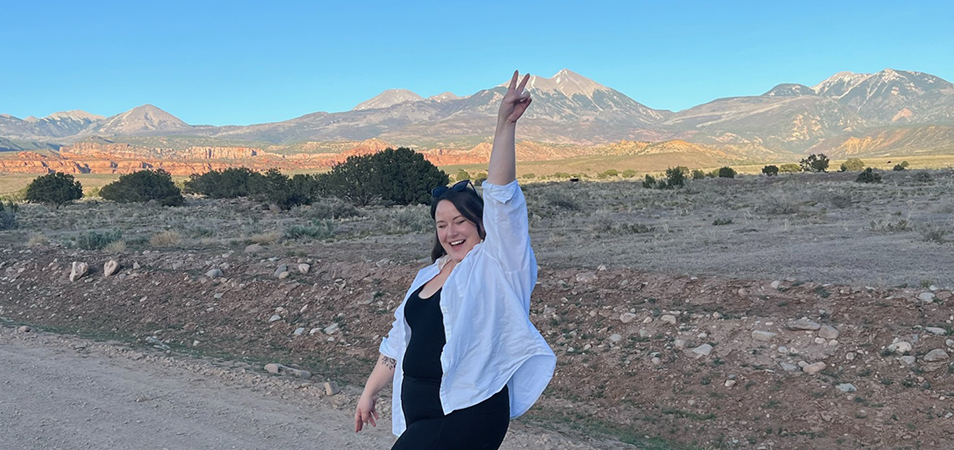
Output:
[354, 70, 556, 449]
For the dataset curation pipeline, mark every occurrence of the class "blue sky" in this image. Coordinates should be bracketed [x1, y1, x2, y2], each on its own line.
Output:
[2, 0, 952, 126]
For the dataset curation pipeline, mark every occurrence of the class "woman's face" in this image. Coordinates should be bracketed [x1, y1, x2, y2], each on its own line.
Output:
[434, 200, 481, 263]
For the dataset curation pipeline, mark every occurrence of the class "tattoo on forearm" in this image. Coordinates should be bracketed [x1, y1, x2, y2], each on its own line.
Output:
[381, 355, 396, 370]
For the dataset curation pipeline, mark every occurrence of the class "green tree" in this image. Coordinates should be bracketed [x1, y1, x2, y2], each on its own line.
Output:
[184, 167, 258, 198]
[840, 158, 865, 172]
[856, 168, 882, 183]
[717, 166, 737, 178]
[779, 163, 802, 173]
[455, 169, 471, 182]
[100, 169, 184, 206]
[691, 169, 706, 180]
[665, 167, 685, 188]
[642, 174, 656, 188]
[25, 172, 83, 208]
[0, 200, 16, 230]
[893, 160, 910, 171]
[799, 154, 830, 173]
[318, 147, 448, 206]
[762, 165, 779, 176]
[621, 169, 637, 178]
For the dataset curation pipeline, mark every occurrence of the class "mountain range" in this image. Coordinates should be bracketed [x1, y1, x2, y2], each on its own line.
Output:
[3, 68, 954, 160]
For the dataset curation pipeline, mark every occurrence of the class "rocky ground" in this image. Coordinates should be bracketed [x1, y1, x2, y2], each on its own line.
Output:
[3, 244, 953, 449]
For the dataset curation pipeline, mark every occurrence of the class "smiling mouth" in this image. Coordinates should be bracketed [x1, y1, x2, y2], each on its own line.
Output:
[449, 239, 465, 247]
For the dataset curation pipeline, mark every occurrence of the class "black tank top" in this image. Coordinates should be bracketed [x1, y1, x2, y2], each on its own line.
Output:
[403, 284, 445, 380]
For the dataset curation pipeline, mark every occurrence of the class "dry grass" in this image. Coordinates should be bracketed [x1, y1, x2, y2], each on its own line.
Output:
[150, 230, 182, 247]
[27, 233, 48, 247]
[248, 231, 282, 245]
[103, 240, 127, 253]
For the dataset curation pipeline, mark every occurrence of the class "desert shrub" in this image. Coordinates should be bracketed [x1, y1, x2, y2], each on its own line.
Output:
[456, 169, 471, 182]
[830, 194, 852, 209]
[542, 190, 582, 211]
[717, 167, 737, 178]
[893, 163, 907, 171]
[913, 171, 933, 183]
[184, 167, 258, 198]
[759, 193, 800, 215]
[800, 154, 830, 173]
[285, 219, 336, 240]
[25, 172, 83, 208]
[318, 147, 448, 206]
[779, 163, 802, 173]
[305, 198, 361, 220]
[642, 174, 657, 189]
[664, 167, 685, 188]
[840, 158, 865, 172]
[149, 230, 182, 247]
[523, 173, 535, 179]
[70, 230, 123, 250]
[100, 169, 184, 206]
[0, 200, 16, 230]
[691, 169, 706, 180]
[600, 169, 619, 178]
[870, 219, 911, 232]
[389, 205, 434, 233]
[712, 218, 733, 226]
[920, 223, 949, 243]
[856, 168, 882, 183]
[762, 165, 779, 176]
[621, 169, 637, 179]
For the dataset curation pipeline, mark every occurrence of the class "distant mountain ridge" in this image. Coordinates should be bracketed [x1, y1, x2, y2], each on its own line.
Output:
[3, 68, 954, 160]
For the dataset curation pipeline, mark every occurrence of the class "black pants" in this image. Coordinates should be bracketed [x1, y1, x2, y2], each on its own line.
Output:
[392, 377, 510, 450]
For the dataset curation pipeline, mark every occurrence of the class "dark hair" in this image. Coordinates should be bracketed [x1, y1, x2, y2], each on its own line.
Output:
[430, 189, 485, 261]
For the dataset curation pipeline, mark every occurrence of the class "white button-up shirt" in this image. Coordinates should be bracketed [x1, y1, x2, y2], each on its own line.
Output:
[379, 180, 556, 437]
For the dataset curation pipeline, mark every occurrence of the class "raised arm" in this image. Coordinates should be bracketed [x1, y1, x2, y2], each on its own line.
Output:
[487, 70, 531, 185]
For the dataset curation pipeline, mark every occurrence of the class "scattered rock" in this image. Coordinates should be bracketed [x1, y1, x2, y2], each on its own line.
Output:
[323, 323, 340, 335]
[324, 381, 340, 396]
[274, 265, 289, 278]
[619, 313, 637, 324]
[818, 325, 839, 340]
[297, 264, 310, 274]
[133, 261, 141, 270]
[69, 262, 88, 282]
[690, 344, 713, 358]
[103, 260, 120, 277]
[779, 362, 799, 372]
[770, 280, 781, 289]
[609, 333, 622, 343]
[917, 292, 936, 303]
[309, 328, 321, 336]
[788, 318, 821, 331]
[293, 327, 305, 336]
[642, 316, 653, 324]
[836, 383, 857, 393]
[803, 362, 826, 374]
[264, 363, 311, 379]
[660, 314, 677, 325]
[145, 336, 170, 350]
[751, 330, 777, 342]
[947, 339, 954, 348]
[923, 349, 949, 362]
[845, 352, 856, 361]
[888, 341, 913, 354]
[268, 315, 282, 323]
[375, 258, 391, 268]
[244, 244, 263, 254]
[924, 327, 947, 336]
[17, 325, 33, 333]
[575, 272, 597, 283]
[674, 339, 687, 349]
[724, 380, 737, 388]
[205, 268, 224, 278]
[899, 356, 916, 365]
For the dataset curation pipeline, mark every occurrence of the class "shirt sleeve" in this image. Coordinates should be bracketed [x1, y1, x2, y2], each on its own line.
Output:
[481, 180, 534, 274]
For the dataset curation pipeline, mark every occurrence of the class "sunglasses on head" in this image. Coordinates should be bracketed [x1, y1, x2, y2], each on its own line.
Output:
[431, 180, 476, 198]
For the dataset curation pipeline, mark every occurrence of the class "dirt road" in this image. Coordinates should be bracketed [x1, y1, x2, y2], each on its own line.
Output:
[0, 327, 607, 450]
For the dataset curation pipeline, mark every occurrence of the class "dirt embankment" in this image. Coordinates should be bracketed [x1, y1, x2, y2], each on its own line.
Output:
[2, 246, 954, 449]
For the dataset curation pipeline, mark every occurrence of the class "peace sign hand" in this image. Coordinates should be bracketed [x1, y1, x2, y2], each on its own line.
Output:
[498, 70, 532, 124]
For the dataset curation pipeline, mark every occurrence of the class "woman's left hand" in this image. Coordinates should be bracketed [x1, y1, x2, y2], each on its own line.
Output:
[498, 70, 532, 124]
